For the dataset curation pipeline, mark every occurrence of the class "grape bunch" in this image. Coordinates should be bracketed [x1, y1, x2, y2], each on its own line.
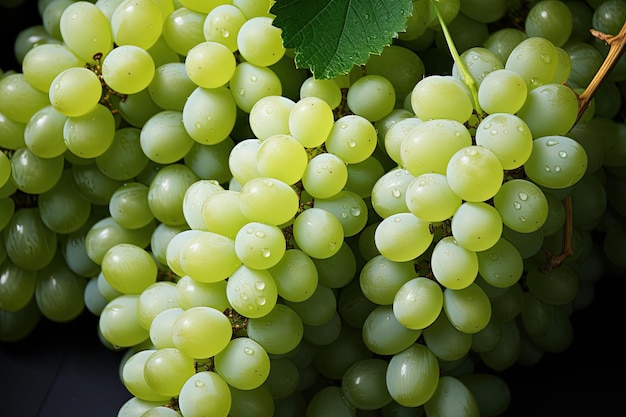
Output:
[1, 0, 625, 416]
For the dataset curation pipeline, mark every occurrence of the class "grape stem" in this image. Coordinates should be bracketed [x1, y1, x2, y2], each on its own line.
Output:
[540, 196, 573, 272]
[576, 21, 626, 123]
[429, 0, 483, 116]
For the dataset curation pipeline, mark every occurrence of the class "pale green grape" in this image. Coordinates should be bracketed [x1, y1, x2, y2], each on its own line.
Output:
[341, 358, 392, 410]
[470, 316, 502, 353]
[0, 258, 37, 312]
[182, 179, 223, 230]
[525, 0, 573, 47]
[161, 7, 206, 56]
[476, 237, 524, 288]
[64, 103, 116, 158]
[431, 236, 478, 290]
[109, 182, 154, 230]
[443, 283, 491, 334]
[505, 36, 558, 89]
[97, 271, 123, 302]
[3, 207, 57, 271]
[185, 41, 236, 88]
[256, 134, 307, 185]
[136, 281, 179, 330]
[60, 1, 113, 62]
[0, 73, 50, 124]
[268, 248, 318, 302]
[382, 117, 423, 167]
[148, 63, 196, 112]
[474, 113, 533, 170]
[299, 76, 342, 109]
[11, 147, 64, 194]
[305, 385, 356, 417]
[140, 111, 195, 164]
[249, 96, 294, 140]
[524, 135, 588, 190]
[150, 223, 188, 268]
[179, 230, 241, 283]
[146, 36, 181, 70]
[175, 275, 230, 311]
[410, 75, 473, 123]
[226, 265, 278, 318]
[24, 105, 68, 158]
[200, 190, 248, 238]
[144, 347, 196, 397]
[264, 357, 299, 399]
[149, 307, 183, 349]
[102, 45, 155, 95]
[49, 67, 102, 118]
[246, 303, 303, 355]
[359, 254, 417, 305]
[446, 145, 503, 202]
[313, 324, 374, 380]
[288, 96, 334, 148]
[516, 83, 578, 138]
[38, 168, 91, 234]
[490, 282, 523, 321]
[228, 138, 262, 185]
[345, 74, 395, 122]
[386, 343, 439, 407]
[237, 16, 285, 67]
[493, 179, 548, 233]
[116, 397, 167, 417]
[72, 162, 124, 205]
[424, 376, 480, 417]
[293, 207, 344, 259]
[371, 168, 415, 219]
[313, 190, 368, 238]
[41, 0, 74, 40]
[148, 163, 199, 225]
[479, 319, 521, 370]
[122, 349, 171, 402]
[284, 283, 336, 326]
[477, 69, 527, 115]
[452, 46, 504, 88]
[400, 118, 472, 177]
[362, 305, 422, 356]
[203, 4, 247, 52]
[344, 154, 386, 198]
[552, 46, 572, 84]
[457, 373, 511, 417]
[374, 212, 433, 262]
[301, 152, 348, 199]
[228, 385, 275, 417]
[526, 264, 579, 306]
[229, 62, 282, 113]
[117, 85, 162, 128]
[101, 243, 157, 294]
[84, 275, 108, 315]
[393, 277, 443, 330]
[239, 176, 299, 225]
[111, 0, 164, 49]
[95, 126, 149, 181]
[405, 172, 462, 222]
[22, 43, 83, 93]
[234, 221, 285, 269]
[325, 114, 378, 164]
[182, 85, 237, 145]
[99, 294, 149, 347]
[214, 336, 270, 390]
[451, 202, 502, 252]
[165, 229, 202, 276]
[423, 312, 472, 362]
[85, 216, 154, 265]
[171, 306, 232, 359]
[184, 139, 234, 184]
[140, 407, 181, 417]
[303, 310, 342, 345]
[0, 111, 26, 150]
[0, 298, 41, 343]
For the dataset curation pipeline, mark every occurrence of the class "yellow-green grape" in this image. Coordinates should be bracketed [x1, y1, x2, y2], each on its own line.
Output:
[443, 283, 492, 334]
[386, 343, 439, 407]
[234, 222, 286, 270]
[101, 243, 157, 294]
[140, 111, 195, 164]
[229, 62, 282, 113]
[0, 73, 50, 123]
[505, 36, 558, 89]
[249, 96, 294, 140]
[325, 114, 378, 164]
[256, 134, 307, 185]
[136, 281, 179, 331]
[59, 1, 113, 63]
[474, 113, 533, 170]
[63, 104, 116, 158]
[411, 75, 473, 123]
[239, 177, 299, 226]
[178, 371, 231, 417]
[175, 275, 229, 311]
[161, 7, 206, 56]
[431, 236, 479, 290]
[171, 306, 233, 359]
[200, 190, 250, 239]
[49, 67, 102, 117]
[299, 76, 342, 109]
[237, 16, 285, 67]
[446, 145, 504, 203]
[182, 85, 237, 145]
[214, 337, 271, 390]
[451, 202, 503, 252]
[289, 96, 334, 148]
[405, 172, 462, 222]
[185, 41, 236, 88]
[102, 45, 155, 95]
[178, 230, 242, 283]
[477, 69, 527, 115]
[148, 63, 197, 112]
[204, 4, 247, 52]
[24, 105, 68, 159]
[374, 213, 433, 262]
[99, 294, 149, 347]
[393, 277, 443, 330]
[22, 43, 84, 93]
[110, 0, 165, 49]
[121, 349, 170, 402]
[293, 208, 345, 260]
[301, 153, 348, 199]
[143, 347, 196, 397]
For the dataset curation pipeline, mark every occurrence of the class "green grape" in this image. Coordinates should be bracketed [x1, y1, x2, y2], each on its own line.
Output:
[229, 62, 282, 113]
[299, 76, 342, 109]
[366, 45, 425, 106]
[246, 303, 303, 355]
[179, 230, 241, 283]
[505, 36, 558, 89]
[490, 282, 523, 321]
[184, 139, 234, 184]
[405, 172, 462, 222]
[59, 1, 113, 63]
[313, 191, 368, 238]
[49, 67, 102, 118]
[526, 264, 579, 306]
[470, 316, 502, 353]
[516, 83, 578, 138]
[249, 96, 294, 140]
[393, 277, 443, 330]
[136, 281, 179, 330]
[24, 105, 68, 159]
[175, 275, 229, 311]
[311, 241, 357, 289]
[101, 243, 157, 294]
[214, 336, 270, 390]
[99, 294, 149, 347]
[284, 284, 336, 326]
[293, 207, 345, 259]
[117, 397, 168, 417]
[476, 237, 524, 288]
[268, 248, 318, 302]
[0, 258, 37, 312]
[335, 280, 378, 328]
[96, 269, 123, 302]
[400, 118, 472, 177]
[226, 265, 278, 318]
[111, 0, 164, 49]
[571, 172, 607, 229]
[185, 41, 236, 89]
[288, 96, 334, 148]
[109, 182, 154, 230]
[383, 116, 423, 166]
[313, 325, 373, 380]
[301, 152, 348, 199]
[474, 113, 533, 169]
[140, 406, 181, 417]
[0, 297, 42, 343]
[431, 236, 478, 290]
[303, 311, 342, 345]
[459, 0, 506, 23]
[94, 127, 148, 180]
[63, 103, 116, 158]
[523, 135, 588, 189]
[13, 24, 60, 66]
[10, 146, 64, 194]
[483, 27, 528, 65]
[424, 375, 480, 417]
[552, 46, 572, 84]
[140, 111, 195, 164]
[203, 4, 247, 52]
[150, 223, 188, 268]
[325, 114, 378, 164]
[345, 74, 395, 122]
[305, 385, 356, 417]
[374, 212, 433, 262]
[22, 43, 83, 93]
[171, 306, 232, 359]
[83, 275, 109, 316]
[563, 41, 604, 88]
[122, 349, 171, 402]
[148, 163, 199, 225]
[255, 134, 307, 185]
[117, 88, 162, 128]
[200, 190, 248, 238]
[236, 16, 285, 67]
[0, 197, 15, 231]
[0, 110, 26, 150]
[525, 1, 573, 47]
[38, 168, 91, 234]
[452, 46, 504, 89]
[165, 229, 201, 276]
[264, 357, 300, 399]
[477, 69, 527, 115]
[457, 373, 511, 417]
[520, 290, 560, 339]
[149, 307, 183, 349]
[345, 155, 386, 199]
[451, 202, 502, 252]
[493, 178, 548, 233]
[101, 45, 155, 95]
[234, 221, 285, 269]
[446, 145, 503, 202]
[182, 85, 237, 145]
[3, 207, 57, 271]
[410, 75, 473, 123]
[147, 63, 195, 111]
[228, 138, 262, 185]
[423, 312, 472, 361]
[362, 305, 422, 356]
[72, 162, 124, 205]
[592, 0, 626, 35]
[233, 0, 273, 18]
[85, 216, 155, 265]
[182, 179, 224, 230]
[239, 176, 299, 225]
[341, 358, 393, 410]
[527, 303, 573, 353]
[228, 385, 275, 417]
[359, 254, 416, 305]
[41, 0, 74, 40]
[479, 318, 521, 371]
[160, 6, 205, 56]
[443, 283, 491, 334]
[386, 343, 439, 407]
[143, 347, 196, 398]
[370, 168, 415, 219]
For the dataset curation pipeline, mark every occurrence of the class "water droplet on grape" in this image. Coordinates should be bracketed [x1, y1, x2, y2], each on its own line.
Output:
[454, 131, 461, 137]
[519, 216, 526, 222]
[513, 202, 521, 209]
[516, 125, 524, 132]
[350, 207, 361, 216]
[265, 107, 273, 114]
[558, 151, 567, 158]
[262, 178, 273, 186]
[347, 140, 356, 148]
[195, 122, 202, 129]
[256, 296, 266, 305]
[262, 248, 271, 257]
[466, 148, 478, 156]
[554, 166, 561, 172]
[484, 123, 492, 129]
[340, 124, 348, 129]
[255, 231, 266, 238]
[328, 241, 337, 250]
[518, 192, 528, 201]
[544, 166, 551, 172]
[237, 88, 245, 96]
[206, 115, 212, 121]
[490, 129, 498, 136]
[541, 54, 551, 64]
[240, 293, 248, 300]
[243, 347, 254, 355]
[546, 139, 559, 146]
[71, 13, 78, 20]
[195, 380, 205, 388]
[321, 164, 328, 170]
[250, 75, 257, 82]
[221, 29, 230, 38]
[247, 227, 254, 234]
[341, 212, 348, 218]
[391, 188, 401, 198]
[490, 253, 498, 261]
[444, 250, 451, 256]
[255, 281, 265, 290]
[493, 273, 500, 279]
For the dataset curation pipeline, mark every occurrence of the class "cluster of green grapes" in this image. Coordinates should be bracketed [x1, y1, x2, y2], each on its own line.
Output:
[1, 0, 626, 416]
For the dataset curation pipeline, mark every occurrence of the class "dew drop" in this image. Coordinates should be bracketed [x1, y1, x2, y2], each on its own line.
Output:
[328, 241, 337, 250]
[546, 139, 559, 146]
[391, 188, 401, 198]
[490, 129, 498, 136]
[513, 202, 521, 210]
[247, 227, 255, 234]
[240, 293, 248, 300]
[255, 231, 266, 238]
[195, 380, 205, 388]
[518, 192, 528, 201]
[194, 122, 202, 129]
[53, 83, 60, 90]
[558, 151, 567, 158]
[484, 123, 492, 129]
[493, 273, 501, 279]
[255, 281, 265, 290]
[393, 216, 402, 223]
[519, 216, 526, 222]
[541, 54, 551, 64]
[516, 125, 525, 132]
[265, 107, 273, 114]
[347, 140, 357, 148]
[490, 253, 498, 261]
[465, 148, 478, 156]
[554, 166, 561, 172]
[444, 250, 451, 256]
[454, 131, 461, 137]
[243, 347, 254, 355]
[341, 212, 348, 218]
[544, 166, 551, 172]
[340, 123, 348, 129]
[221, 29, 230, 38]
[262, 178, 274, 186]
[250, 75, 257, 82]
[261, 248, 271, 257]
[350, 207, 361, 216]
[321, 164, 328, 170]
[256, 296, 266, 306]
[71, 13, 78, 20]
[237, 88, 245, 96]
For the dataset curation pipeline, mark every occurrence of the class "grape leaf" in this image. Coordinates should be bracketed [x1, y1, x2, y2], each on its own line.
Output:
[271, 0, 413, 80]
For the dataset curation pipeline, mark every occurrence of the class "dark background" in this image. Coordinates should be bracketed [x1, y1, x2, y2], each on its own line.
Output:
[1, 1, 623, 416]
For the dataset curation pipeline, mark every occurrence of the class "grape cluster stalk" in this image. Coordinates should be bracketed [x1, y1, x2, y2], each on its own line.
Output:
[1, 1, 626, 417]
